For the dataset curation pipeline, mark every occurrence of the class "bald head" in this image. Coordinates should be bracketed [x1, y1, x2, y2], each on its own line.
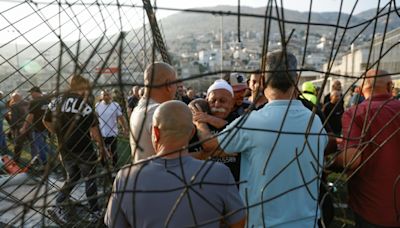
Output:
[11, 91, 22, 102]
[365, 69, 391, 87]
[332, 80, 342, 91]
[153, 100, 194, 143]
[363, 69, 392, 98]
[143, 62, 177, 102]
[144, 62, 176, 87]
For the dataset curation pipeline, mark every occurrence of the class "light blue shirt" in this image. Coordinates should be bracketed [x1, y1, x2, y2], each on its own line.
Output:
[217, 100, 328, 228]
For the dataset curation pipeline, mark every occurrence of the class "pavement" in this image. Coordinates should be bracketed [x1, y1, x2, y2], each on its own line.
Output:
[0, 174, 88, 227]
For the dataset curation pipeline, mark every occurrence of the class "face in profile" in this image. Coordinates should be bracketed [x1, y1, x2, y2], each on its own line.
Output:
[167, 73, 178, 100]
[249, 74, 263, 92]
[207, 89, 233, 119]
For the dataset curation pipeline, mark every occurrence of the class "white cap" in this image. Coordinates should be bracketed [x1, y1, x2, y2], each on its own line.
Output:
[207, 79, 234, 97]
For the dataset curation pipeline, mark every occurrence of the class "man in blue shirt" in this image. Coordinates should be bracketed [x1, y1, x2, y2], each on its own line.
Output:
[195, 50, 328, 227]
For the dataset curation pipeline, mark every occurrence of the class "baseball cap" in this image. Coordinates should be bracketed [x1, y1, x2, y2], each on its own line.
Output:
[29, 86, 41, 93]
[229, 73, 247, 92]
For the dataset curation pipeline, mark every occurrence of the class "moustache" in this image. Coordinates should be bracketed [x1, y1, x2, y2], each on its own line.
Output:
[211, 107, 227, 113]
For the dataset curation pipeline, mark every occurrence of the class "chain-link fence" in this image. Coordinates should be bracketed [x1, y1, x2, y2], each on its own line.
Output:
[0, 0, 399, 227]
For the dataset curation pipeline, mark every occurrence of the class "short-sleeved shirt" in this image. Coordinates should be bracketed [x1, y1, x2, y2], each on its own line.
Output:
[28, 97, 50, 132]
[341, 94, 400, 226]
[44, 93, 97, 161]
[95, 101, 123, 137]
[104, 156, 245, 228]
[217, 100, 328, 227]
[129, 98, 159, 162]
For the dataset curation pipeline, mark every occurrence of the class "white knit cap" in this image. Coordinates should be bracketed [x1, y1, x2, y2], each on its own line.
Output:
[207, 79, 234, 97]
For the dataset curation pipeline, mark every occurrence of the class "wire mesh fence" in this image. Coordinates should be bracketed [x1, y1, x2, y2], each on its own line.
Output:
[0, 0, 399, 227]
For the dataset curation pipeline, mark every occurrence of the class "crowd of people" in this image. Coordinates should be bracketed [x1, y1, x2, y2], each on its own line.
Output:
[0, 49, 399, 227]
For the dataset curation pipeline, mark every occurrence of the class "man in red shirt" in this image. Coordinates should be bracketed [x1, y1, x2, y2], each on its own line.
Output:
[337, 69, 400, 227]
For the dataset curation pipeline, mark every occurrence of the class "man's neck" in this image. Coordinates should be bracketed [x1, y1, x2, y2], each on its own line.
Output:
[265, 88, 296, 101]
[364, 89, 390, 99]
[146, 94, 169, 104]
[157, 148, 189, 159]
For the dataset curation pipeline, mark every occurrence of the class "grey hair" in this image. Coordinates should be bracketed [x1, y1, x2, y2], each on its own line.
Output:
[264, 50, 298, 92]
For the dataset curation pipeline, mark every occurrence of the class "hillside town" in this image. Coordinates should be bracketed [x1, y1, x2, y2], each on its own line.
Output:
[0, 2, 400, 227]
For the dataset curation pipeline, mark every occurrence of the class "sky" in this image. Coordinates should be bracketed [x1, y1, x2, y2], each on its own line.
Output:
[155, 0, 391, 18]
[0, 0, 390, 44]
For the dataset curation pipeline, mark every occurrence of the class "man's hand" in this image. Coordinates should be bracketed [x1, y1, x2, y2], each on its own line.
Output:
[120, 128, 129, 138]
[99, 146, 111, 161]
[193, 111, 211, 124]
[335, 147, 361, 171]
[19, 126, 29, 135]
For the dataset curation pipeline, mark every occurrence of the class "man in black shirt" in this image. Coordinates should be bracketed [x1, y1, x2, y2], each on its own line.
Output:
[247, 72, 268, 110]
[43, 75, 107, 224]
[176, 82, 192, 104]
[21, 86, 51, 165]
[127, 85, 140, 118]
[9, 91, 31, 163]
[322, 90, 344, 136]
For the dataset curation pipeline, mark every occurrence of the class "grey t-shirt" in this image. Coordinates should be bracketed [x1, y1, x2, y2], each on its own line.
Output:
[105, 156, 245, 228]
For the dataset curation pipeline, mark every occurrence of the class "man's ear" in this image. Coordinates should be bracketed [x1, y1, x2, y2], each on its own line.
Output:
[387, 82, 394, 93]
[190, 125, 196, 139]
[153, 126, 160, 143]
[165, 79, 174, 92]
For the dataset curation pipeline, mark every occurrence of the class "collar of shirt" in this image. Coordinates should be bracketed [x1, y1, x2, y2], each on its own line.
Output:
[266, 99, 303, 107]
[365, 93, 392, 101]
[151, 155, 192, 168]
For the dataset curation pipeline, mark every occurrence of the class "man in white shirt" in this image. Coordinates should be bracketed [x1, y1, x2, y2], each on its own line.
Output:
[130, 62, 177, 162]
[95, 89, 128, 167]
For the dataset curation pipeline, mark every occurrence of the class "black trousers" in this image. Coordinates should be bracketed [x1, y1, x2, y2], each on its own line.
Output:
[56, 159, 99, 212]
[103, 136, 118, 167]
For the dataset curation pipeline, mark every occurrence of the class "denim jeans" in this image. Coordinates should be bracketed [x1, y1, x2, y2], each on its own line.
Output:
[12, 129, 35, 162]
[0, 119, 7, 151]
[31, 130, 51, 164]
[56, 159, 99, 212]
